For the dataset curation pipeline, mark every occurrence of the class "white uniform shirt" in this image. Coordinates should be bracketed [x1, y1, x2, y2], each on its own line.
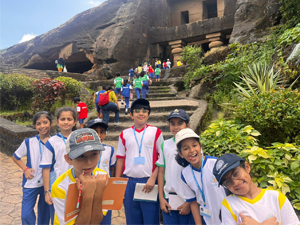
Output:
[97, 144, 116, 175]
[14, 135, 46, 188]
[181, 156, 226, 225]
[156, 137, 189, 200]
[222, 189, 300, 225]
[40, 133, 72, 183]
[117, 125, 164, 178]
[166, 61, 171, 68]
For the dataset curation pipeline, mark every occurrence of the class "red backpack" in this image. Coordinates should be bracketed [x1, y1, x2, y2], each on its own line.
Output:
[98, 91, 111, 106]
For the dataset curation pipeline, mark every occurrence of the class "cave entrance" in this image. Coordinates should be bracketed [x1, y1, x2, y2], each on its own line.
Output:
[64, 52, 93, 74]
[203, 0, 218, 19]
[181, 11, 189, 25]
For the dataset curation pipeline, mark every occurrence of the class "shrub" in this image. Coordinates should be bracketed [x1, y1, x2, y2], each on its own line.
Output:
[32, 79, 66, 112]
[235, 88, 300, 144]
[54, 76, 83, 98]
[201, 119, 260, 157]
[0, 73, 36, 110]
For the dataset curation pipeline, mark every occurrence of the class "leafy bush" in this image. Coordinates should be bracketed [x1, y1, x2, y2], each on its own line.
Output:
[54, 76, 83, 98]
[280, 0, 300, 28]
[277, 23, 300, 47]
[201, 120, 260, 157]
[32, 79, 66, 112]
[235, 88, 300, 144]
[240, 143, 300, 210]
[0, 73, 36, 110]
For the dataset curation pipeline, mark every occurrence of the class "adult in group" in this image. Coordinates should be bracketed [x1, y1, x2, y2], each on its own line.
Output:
[101, 85, 121, 127]
[56, 56, 66, 72]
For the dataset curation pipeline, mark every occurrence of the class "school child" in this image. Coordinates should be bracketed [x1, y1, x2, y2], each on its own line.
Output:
[114, 72, 124, 104]
[12, 111, 52, 225]
[51, 128, 109, 224]
[40, 107, 77, 224]
[175, 128, 226, 225]
[155, 65, 161, 82]
[121, 78, 133, 115]
[138, 64, 143, 74]
[133, 73, 142, 99]
[213, 154, 300, 225]
[157, 59, 161, 69]
[156, 109, 195, 225]
[87, 118, 116, 225]
[94, 85, 106, 119]
[74, 97, 88, 128]
[140, 71, 150, 99]
[129, 67, 135, 81]
[143, 62, 149, 74]
[163, 61, 167, 69]
[166, 59, 171, 69]
[115, 99, 164, 225]
[148, 64, 155, 81]
[177, 59, 182, 67]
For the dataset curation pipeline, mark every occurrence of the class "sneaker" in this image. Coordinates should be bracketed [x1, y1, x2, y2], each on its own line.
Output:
[125, 109, 128, 115]
[146, 94, 148, 98]
[114, 122, 121, 126]
[121, 100, 124, 105]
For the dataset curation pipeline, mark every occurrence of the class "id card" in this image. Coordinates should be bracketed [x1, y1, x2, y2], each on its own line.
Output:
[200, 206, 211, 218]
[50, 171, 56, 188]
[134, 156, 145, 165]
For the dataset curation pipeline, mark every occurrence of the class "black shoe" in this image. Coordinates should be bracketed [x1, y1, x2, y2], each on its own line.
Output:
[146, 94, 148, 98]
[125, 108, 128, 115]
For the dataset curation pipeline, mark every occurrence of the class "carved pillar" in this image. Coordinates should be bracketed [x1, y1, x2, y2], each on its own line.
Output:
[206, 32, 225, 49]
[169, 40, 186, 66]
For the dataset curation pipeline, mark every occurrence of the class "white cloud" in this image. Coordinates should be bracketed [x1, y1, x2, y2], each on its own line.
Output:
[88, 1, 102, 6]
[19, 34, 36, 43]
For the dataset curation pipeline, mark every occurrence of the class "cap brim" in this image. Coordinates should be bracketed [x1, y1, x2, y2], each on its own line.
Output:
[69, 144, 105, 160]
[218, 161, 241, 186]
[168, 115, 189, 123]
[87, 121, 108, 130]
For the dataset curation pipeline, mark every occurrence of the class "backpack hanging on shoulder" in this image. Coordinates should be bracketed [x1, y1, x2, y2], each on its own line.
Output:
[98, 91, 111, 106]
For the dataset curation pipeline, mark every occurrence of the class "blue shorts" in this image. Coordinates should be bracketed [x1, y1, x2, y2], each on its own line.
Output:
[95, 104, 101, 113]
[149, 73, 154, 78]
[115, 88, 121, 94]
[79, 118, 85, 124]
[156, 75, 160, 79]
[129, 73, 134, 77]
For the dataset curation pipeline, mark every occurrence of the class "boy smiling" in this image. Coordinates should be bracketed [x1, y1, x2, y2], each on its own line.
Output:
[213, 154, 300, 225]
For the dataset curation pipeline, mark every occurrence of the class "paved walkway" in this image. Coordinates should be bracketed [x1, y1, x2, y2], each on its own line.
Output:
[0, 152, 126, 225]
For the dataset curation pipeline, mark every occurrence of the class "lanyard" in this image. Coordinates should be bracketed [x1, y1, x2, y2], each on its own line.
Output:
[191, 155, 206, 206]
[97, 151, 103, 168]
[133, 125, 147, 157]
[60, 132, 66, 145]
[38, 135, 43, 161]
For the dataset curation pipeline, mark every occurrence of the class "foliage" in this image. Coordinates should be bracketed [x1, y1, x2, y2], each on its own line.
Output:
[240, 143, 300, 210]
[0, 73, 36, 110]
[32, 79, 66, 112]
[277, 23, 300, 47]
[234, 61, 284, 98]
[54, 76, 83, 98]
[235, 88, 300, 145]
[280, 0, 300, 28]
[201, 120, 260, 157]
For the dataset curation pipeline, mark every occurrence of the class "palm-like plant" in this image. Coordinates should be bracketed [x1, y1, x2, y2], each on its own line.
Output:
[234, 62, 284, 98]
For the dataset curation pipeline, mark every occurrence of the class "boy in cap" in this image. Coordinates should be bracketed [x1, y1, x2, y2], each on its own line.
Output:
[74, 97, 88, 128]
[51, 128, 109, 225]
[156, 109, 195, 224]
[213, 154, 300, 225]
[115, 99, 164, 225]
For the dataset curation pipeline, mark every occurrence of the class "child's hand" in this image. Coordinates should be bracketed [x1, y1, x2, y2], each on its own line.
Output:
[237, 213, 261, 225]
[94, 173, 109, 196]
[142, 176, 155, 193]
[159, 197, 172, 213]
[45, 192, 53, 205]
[261, 217, 279, 225]
[76, 173, 97, 198]
[178, 202, 191, 215]
[24, 168, 35, 179]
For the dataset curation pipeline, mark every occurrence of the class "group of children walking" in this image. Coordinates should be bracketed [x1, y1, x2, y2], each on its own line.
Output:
[12, 98, 300, 225]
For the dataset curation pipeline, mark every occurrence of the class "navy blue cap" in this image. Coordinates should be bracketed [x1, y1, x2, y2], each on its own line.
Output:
[168, 109, 190, 123]
[213, 154, 245, 186]
[87, 118, 108, 130]
[130, 99, 151, 114]
[74, 97, 80, 103]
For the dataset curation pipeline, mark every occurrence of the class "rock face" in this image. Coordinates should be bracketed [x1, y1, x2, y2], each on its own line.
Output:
[230, 0, 282, 44]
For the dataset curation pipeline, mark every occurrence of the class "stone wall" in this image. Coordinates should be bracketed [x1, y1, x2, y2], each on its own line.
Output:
[0, 118, 38, 156]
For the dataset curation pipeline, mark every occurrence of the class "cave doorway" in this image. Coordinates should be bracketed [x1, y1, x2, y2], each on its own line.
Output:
[181, 11, 189, 25]
[64, 52, 93, 74]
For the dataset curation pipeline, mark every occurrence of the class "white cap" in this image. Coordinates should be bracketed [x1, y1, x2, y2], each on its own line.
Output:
[175, 128, 200, 147]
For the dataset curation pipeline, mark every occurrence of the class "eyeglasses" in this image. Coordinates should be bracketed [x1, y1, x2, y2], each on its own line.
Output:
[222, 168, 242, 189]
[133, 109, 149, 114]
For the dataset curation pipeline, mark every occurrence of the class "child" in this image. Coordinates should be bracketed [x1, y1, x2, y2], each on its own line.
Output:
[133, 73, 142, 99]
[74, 97, 88, 128]
[155, 65, 161, 82]
[40, 107, 77, 224]
[148, 64, 155, 82]
[12, 111, 52, 225]
[129, 67, 135, 81]
[140, 71, 150, 99]
[114, 72, 124, 104]
[163, 61, 167, 69]
[137, 64, 143, 75]
[156, 109, 195, 224]
[177, 59, 182, 67]
[51, 128, 109, 224]
[121, 78, 133, 115]
[94, 85, 106, 118]
[115, 99, 164, 225]
[213, 154, 300, 225]
[143, 62, 149, 74]
[175, 128, 226, 225]
[166, 59, 171, 69]
[87, 118, 116, 225]
[157, 59, 161, 69]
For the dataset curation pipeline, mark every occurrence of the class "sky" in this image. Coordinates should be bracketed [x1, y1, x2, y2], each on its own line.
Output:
[0, 0, 106, 49]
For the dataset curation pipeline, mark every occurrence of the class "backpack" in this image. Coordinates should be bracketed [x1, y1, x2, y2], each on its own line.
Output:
[98, 91, 111, 106]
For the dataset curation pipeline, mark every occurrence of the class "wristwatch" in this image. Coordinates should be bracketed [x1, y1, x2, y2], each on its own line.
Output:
[44, 190, 51, 195]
